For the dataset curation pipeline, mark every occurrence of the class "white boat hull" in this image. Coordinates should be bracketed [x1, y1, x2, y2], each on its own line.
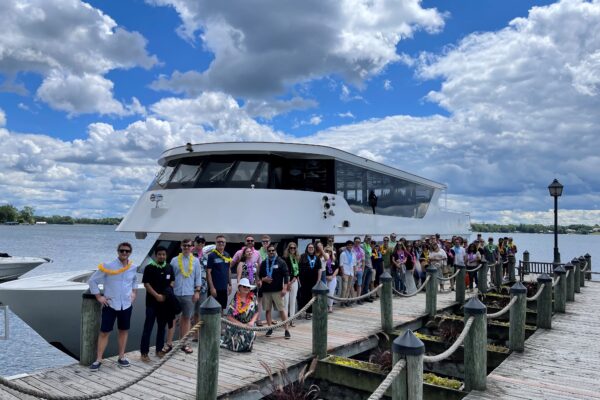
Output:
[0, 257, 49, 281]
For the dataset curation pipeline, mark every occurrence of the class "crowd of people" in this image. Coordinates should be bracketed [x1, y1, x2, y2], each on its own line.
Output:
[86, 233, 518, 370]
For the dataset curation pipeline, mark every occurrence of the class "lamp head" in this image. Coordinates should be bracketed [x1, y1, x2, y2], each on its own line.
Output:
[548, 179, 563, 197]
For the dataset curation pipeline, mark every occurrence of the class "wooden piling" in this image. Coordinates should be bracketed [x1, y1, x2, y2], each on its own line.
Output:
[509, 282, 527, 352]
[464, 297, 487, 391]
[80, 291, 101, 366]
[522, 251, 530, 282]
[585, 253, 592, 282]
[573, 258, 581, 294]
[380, 272, 393, 334]
[565, 262, 575, 302]
[197, 297, 222, 400]
[508, 254, 516, 283]
[455, 265, 466, 304]
[553, 265, 566, 313]
[393, 330, 424, 400]
[537, 274, 553, 329]
[579, 255, 587, 287]
[477, 261, 488, 293]
[426, 266, 437, 317]
[312, 281, 329, 359]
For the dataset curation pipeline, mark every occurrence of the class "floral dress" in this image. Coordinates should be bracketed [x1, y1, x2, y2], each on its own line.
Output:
[220, 293, 258, 352]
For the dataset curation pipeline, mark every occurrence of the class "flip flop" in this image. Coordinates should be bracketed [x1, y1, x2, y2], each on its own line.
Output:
[181, 345, 193, 354]
[162, 344, 173, 353]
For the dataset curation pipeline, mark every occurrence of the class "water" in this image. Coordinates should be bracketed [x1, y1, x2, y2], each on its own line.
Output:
[0, 225, 598, 377]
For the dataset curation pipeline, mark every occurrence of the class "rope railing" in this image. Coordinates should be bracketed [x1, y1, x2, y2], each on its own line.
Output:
[0, 321, 203, 400]
[436, 268, 461, 281]
[566, 270, 571, 278]
[327, 284, 383, 302]
[487, 296, 518, 319]
[221, 296, 317, 332]
[527, 284, 545, 302]
[393, 275, 430, 297]
[366, 359, 407, 400]
[466, 263, 483, 273]
[552, 275, 561, 287]
[423, 316, 475, 363]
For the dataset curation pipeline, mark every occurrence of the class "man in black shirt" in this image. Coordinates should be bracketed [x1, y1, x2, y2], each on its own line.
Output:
[140, 247, 174, 362]
[259, 244, 291, 339]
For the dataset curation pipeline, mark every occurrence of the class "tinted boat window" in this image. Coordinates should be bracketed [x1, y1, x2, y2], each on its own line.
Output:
[230, 161, 260, 182]
[198, 161, 235, 184]
[155, 162, 176, 187]
[170, 159, 203, 187]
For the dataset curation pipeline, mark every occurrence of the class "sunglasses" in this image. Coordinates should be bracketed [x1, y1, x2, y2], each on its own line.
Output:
[118, 249, 131, 253]
[182, 244, 192, 247]
[216, 241, 226, 244]
[240, 285, 250, 289]
[246, 239, 255, 243]
[289, 247, 297, 250]
[267, 249, 276, 253]
[262, 240, 270, 243]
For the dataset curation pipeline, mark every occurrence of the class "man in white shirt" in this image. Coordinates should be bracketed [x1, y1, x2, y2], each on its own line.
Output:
[88, 242, 138, 371]
[339, 240, 356, 307]
[428, 242, 448, 291]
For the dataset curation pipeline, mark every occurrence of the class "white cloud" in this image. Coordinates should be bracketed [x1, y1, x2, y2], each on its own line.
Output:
[0, 0, 157, 116]
[340, 84, 364, 102]
[0, 108, 6, 126]
[243, 97, 318, 119]
[338, 111, 355, 119]
[293, 114, 323, 129]
[384, 79, 393, 91]
[148, 0, 444, 97]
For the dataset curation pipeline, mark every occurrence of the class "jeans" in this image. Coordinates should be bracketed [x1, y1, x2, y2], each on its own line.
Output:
[392, 269, 406, 292]
[361, 267, 373, 295]
[140, 305, 168, 355]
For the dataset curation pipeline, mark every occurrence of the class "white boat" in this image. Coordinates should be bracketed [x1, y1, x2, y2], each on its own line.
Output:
[0, 255, 51, 281]
[0, 142, 470, 359]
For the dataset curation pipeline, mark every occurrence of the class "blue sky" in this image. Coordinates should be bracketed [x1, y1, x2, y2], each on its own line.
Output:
[0, 0, 599, 225]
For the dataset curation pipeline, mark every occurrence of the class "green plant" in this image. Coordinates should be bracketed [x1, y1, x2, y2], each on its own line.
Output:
[423, 373, 462, 390]
[368, 347, 393, 373]
[327, 355, 383, 373]
[261, 358, 320, 400]
[437, 318, 464, 344]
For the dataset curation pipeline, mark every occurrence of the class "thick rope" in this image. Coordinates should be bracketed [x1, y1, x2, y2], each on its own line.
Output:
[466, 264, 483, 273]
[552, 275, 561, 287]
[526, 284, 545, 301]
[423, 316, 475, 363]
[0, 321, 203, 400]
[327, 284, 382, 302]
[367, 359, 407, 400]
[221, 296, 317, 332]
[487, 296, 518, 319]
[393, 276, 430, 297]
[566, 270, 571, 278]
[436, 268, 461, 281]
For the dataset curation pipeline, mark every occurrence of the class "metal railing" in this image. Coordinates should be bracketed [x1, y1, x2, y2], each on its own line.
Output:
[519, 260, 564, 280]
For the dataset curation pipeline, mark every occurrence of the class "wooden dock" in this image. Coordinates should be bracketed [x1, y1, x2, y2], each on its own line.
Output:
[464, 281, 600, 400]
[0, 289, 458, 400]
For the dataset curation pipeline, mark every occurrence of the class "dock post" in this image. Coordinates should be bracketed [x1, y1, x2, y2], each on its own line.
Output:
[508, 254, 516, 283]
[522, 251, 530, 282]
[464, 297, 487, 391]
[80, 291, 101, 366]
[553, 265, 566, 313]
[584, 253, 592, 281]
[426, 266, 437, 317]
[393, 330, 424, 400]
[380, 272, 393, 334]
[536, 274, 552, 329]
[494, 260, 503, 291]
[573, 258, 581, 294]
[509, 282, 527, 352]
[197, 297, 221, 400]
[455, 265, 466, 304]
[477, 261, 488, 293]
[312, 281, 329, 359]
[579, 256, 586, 287]
[565, 262, 575, 302]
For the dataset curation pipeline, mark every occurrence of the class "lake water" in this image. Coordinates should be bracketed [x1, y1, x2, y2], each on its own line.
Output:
[0, 224, 598, 377]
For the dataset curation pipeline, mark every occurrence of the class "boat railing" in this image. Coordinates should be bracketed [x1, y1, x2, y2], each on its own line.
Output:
[0, 305, 8, 340]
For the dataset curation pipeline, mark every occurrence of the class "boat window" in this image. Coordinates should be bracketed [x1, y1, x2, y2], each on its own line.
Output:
[170, 159, 203, 187]
[230, 161, 260, 182]
[155, 162, 176, 187]
[255, 162, 268, 186]
[198, 161, 235, 184]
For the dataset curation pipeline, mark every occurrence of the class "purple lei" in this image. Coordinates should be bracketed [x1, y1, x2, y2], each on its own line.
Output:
[247, 262, 255, 284]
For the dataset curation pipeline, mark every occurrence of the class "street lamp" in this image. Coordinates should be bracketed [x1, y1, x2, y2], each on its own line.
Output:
[548, 179, 563, 264]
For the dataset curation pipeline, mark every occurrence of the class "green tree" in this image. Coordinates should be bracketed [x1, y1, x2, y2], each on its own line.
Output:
[0, 204, 19, 223]
[19, 206, 35, 224]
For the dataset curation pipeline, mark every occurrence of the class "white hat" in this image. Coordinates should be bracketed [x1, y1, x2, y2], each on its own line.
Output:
[237, 277, 256, 290]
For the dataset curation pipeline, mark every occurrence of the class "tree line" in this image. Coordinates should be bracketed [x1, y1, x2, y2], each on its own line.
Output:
[471, 223, 600, 235]
[0, 204, 121, 225]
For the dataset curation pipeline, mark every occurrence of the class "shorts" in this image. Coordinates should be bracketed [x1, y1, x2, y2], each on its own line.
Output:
[214, 289, 228, 310]
[176, 295, 194, 318]
[356, 270, 364, 286]
[442, 265, 452, 276]
[194, 292, 207, 315]
[262, 291, 285, 311]
[100, 306, 132, 332]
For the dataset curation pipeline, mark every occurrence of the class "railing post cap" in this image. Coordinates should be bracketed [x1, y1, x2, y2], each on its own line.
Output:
[510, 281, 527, 294]
[393, 330, 425, 356]
[571, 258, 579, 266]
[426, 266, 438, 274]
[464, 297, 487, 315]
[312, 280, 329, 294]
[199, 296, 222, 314]
[578, 255, 586, 261]
[537, 273, 552, 283]
[585, 253, 591, 258]
[554, 265, 566, 274]
[380, 271, 393, 282]
[564, 262, 574, 270]
[523, 250, 529, 255]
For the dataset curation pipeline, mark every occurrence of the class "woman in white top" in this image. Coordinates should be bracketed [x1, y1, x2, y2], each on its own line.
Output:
[283, 242, 300, 327]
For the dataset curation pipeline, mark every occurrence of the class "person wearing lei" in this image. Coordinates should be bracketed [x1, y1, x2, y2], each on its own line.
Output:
[206, 235, 233, 311]
[283, 242, 300, 327]
[221, 278, 259, 352]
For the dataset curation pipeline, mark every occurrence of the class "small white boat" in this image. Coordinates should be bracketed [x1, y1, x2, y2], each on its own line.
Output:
[0, 254, 51, 281]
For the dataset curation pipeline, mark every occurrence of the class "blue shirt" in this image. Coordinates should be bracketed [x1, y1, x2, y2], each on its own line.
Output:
[88, 258, 138, 311]
[207, 251, 231, 291]
[170, 254, 203, 296]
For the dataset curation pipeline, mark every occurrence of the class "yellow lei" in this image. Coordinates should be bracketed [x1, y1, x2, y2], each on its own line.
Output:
[212, 249, 232, 263]
[98, 261, 132, 275]
[178, 253, 194, 278]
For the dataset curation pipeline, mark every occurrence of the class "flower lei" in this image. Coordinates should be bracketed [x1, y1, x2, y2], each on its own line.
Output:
[212, 249, 232, 263]
[98, 261, 132, 275]
[246, 262, 255, 284]
[178, 253, 194, 278]
[233, 291, 254, 316]
[150, 260, 167, 269]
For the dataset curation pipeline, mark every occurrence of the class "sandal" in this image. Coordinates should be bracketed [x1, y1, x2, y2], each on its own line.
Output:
[181, 345, 193, 354]
[162, 344, 173, 353]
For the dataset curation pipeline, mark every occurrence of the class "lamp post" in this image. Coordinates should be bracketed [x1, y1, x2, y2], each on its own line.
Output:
[548, 179, 563, 265]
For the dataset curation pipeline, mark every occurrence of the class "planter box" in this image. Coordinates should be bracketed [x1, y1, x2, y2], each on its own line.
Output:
[315, 355, 465, 400]
[433, 314, 536, 344]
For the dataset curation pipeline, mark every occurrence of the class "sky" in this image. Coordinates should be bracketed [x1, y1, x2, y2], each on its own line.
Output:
[0, 0, 599, 225]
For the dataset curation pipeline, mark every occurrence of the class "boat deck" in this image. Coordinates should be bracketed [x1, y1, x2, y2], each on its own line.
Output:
[0, 289, 457, 399]
[464, 281, 600, 400]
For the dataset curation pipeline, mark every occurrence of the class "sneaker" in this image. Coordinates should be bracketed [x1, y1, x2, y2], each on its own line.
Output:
[265, 329, 273, 337]
[365, 298, 374, 303]
[156, 351, 166, 358]
[284, 330, 291, 340]
[140, 354, 151, 363]
[89, 361, 101, 372]
[117, 358, 130, 367]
